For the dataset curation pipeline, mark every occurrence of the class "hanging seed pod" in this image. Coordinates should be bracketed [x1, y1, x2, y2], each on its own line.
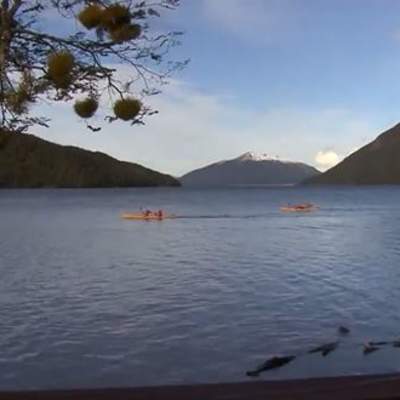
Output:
[48, 51, 74, 78]
[110, 24, 141, 43]
[101, 4, 131, 32]
[74, 97, 99, 118]
[78, 4, 104, 30]
[47, 51, 74, 88]
[113, 98, 141, 121]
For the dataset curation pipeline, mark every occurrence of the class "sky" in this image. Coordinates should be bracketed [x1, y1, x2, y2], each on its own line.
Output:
[34, 0, 400, 175]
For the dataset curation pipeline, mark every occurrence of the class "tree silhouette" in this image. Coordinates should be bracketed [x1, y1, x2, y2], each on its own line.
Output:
[0, 0, 187, 132]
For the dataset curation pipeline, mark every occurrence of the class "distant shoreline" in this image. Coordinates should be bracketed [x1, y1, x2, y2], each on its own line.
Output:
[4, 183, 400, 189]
[0, 185, 180, 189]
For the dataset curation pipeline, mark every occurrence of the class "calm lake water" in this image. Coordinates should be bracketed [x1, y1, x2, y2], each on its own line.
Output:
[1, 186, 400, 390]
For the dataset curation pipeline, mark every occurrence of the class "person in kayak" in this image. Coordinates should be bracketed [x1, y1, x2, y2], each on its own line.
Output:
[295, 203, 313, 210]
[156, 209, 164, 219]
[143, 209, 152, 217]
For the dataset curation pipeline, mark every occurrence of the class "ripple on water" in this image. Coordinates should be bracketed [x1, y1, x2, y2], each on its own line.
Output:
[1, 187, 400, 389]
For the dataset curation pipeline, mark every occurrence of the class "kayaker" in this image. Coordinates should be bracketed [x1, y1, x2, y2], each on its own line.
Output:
[143, 209, 152, 217]
[296, 203, 312, 210]
[156, 209, 164, 218]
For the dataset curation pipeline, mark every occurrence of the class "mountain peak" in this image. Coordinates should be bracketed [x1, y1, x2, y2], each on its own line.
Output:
[237, 152, 279, 162]
[180, 152, 320, 186]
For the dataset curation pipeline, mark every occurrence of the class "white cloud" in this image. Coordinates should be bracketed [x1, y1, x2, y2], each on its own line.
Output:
[315, 150, 341, 171]
[32, 80, 380, 177]
[314, 141, 374, 172]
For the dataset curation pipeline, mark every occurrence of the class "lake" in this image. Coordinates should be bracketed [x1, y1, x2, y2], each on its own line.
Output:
[1, 186, 400, 390]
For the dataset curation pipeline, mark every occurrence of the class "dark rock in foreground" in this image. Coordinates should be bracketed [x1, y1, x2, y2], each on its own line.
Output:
[0, 131, 179, 188]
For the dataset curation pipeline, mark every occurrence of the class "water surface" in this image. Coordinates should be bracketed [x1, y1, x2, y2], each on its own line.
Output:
[1, 186, 400, 390]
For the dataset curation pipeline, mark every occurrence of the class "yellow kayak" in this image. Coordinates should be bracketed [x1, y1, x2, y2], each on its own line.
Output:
[280, 204, 318, 213]
[121, 213, 176, 221]
[280, 207, 314, 213]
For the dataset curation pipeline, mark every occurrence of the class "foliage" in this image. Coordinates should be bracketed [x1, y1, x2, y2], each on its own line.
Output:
[0, 0, 188, 132]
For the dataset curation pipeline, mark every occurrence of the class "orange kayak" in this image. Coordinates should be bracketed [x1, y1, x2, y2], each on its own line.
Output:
[121, 213, 176, 221]
[280, 204, 318, 213]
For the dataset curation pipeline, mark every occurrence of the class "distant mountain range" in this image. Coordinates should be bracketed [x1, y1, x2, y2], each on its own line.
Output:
[0, 131, 179, 188]
[9, 122, 400, 189]
[180, 152, 320, 186]
[304, 123, 400, 185]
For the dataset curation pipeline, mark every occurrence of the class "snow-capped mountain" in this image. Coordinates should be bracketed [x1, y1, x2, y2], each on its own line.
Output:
[234, 151, 300, 163]
[180, 152, 320, 186]
[236, 151, 280, 162]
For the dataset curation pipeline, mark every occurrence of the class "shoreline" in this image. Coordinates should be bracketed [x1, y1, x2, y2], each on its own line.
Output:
[1, 373, 400, 399]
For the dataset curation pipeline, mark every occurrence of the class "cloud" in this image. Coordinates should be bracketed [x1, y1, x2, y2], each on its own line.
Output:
[32, 79, 380, 177]
[315, 150, 341, 171]
[202, 0, 302, 45]
[314, 142, 373, 171]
